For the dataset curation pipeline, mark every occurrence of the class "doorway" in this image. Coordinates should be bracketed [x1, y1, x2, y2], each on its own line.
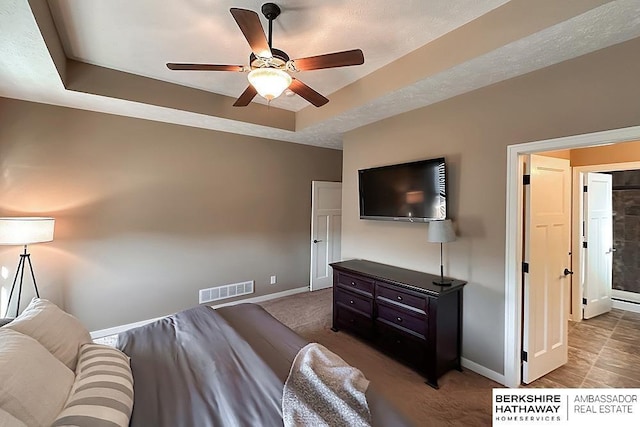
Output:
[605, 169, 640, 310]
[504, 125, 640, 388]
[572, 162, 640, 319]
[310, 181, 342, 291]
[519, 159, 640, 387]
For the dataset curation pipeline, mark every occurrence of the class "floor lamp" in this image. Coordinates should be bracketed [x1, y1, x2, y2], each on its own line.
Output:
[0, 217, 55, 317]
[427, 219, 456, 286]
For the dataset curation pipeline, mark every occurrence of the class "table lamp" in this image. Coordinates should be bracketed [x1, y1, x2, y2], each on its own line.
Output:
[427, 219, 456, 286]
[0, 217, 55, 317]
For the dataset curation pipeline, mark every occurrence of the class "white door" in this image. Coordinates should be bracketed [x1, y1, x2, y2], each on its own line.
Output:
[522, 154, 571, 384]
[583, 172, 613, 319]
[310, 181, 342, 291]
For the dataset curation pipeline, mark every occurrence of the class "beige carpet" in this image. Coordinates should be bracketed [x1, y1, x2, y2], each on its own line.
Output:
[260, 289, 501, 426]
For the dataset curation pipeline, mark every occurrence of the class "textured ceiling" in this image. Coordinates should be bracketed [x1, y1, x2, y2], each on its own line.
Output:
[1, 0, 639, 149]
[47, 0, 510, 111]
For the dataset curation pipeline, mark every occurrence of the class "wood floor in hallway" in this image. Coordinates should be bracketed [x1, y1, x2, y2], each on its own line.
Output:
[526, 309, 640, 388]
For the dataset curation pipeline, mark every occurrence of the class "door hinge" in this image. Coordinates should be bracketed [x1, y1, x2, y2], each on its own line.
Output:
[522, 262, 529, 273]
[583, 185, 588, 193]
[523, 174, 531, 185]
[583, 241, 588, 249]
[522, 350, 528, 362]
[582, 298, 587, 305]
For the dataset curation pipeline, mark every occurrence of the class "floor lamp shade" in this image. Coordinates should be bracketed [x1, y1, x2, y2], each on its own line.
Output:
[0, 217, 55, 317]
[0, 217, 55, 245]
[427, 219, 456, 286]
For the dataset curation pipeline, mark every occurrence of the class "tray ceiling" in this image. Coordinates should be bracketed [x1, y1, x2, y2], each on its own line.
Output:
[1, 0, 639, 148]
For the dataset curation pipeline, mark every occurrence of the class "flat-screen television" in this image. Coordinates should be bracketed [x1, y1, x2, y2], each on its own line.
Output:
[358, 157, 447, 222]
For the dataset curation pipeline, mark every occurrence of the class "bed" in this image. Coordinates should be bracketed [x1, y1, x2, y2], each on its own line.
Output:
[0, 298, 413, 426]
[117, 303, 414, 427]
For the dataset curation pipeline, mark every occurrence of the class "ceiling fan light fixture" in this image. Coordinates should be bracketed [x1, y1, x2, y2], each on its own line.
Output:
[168, 5, 364, 107]
[247, 68, 292, 101]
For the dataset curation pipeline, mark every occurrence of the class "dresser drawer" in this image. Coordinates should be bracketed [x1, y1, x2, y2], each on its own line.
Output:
[377, 302, 426, 339]
[337, 272, 374, 296]
[335, 288, 373, 318]
[376, 283, 428, 314]
[376, 321, 425, 369]
[335, 305, 374, 339]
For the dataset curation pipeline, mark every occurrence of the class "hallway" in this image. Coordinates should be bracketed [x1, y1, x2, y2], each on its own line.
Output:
[527, 309, 640, 388]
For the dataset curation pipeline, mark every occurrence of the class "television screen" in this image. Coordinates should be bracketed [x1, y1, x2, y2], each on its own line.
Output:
[358, 157, 446, 222]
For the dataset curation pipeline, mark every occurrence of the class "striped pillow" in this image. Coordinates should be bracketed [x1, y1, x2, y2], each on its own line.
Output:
[51, 343, 134, 427]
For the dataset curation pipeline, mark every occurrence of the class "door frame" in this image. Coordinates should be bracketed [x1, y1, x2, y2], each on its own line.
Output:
[571, 162, 640, 320]
[504, 125, 640, 388]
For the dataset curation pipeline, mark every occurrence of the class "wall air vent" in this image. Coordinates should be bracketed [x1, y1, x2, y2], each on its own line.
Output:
[199, 280, 254, 304]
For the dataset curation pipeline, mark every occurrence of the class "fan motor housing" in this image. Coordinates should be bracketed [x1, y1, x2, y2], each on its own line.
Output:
[249, 48, 290, 70]
[261, 3, 281, 20]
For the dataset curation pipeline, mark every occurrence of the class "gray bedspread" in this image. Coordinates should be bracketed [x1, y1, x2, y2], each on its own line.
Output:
[117, 303, 413, 427]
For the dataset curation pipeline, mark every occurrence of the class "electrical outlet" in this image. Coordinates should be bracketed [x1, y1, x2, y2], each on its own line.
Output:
[270, 275, 277, 285]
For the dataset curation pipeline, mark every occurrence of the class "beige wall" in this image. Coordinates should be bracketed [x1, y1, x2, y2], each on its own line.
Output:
[540, 140, 640, 165]
[0, 98, 342, 330]
[540, 149, 571, 160]
[570, 139, 640, 166]
[342, 37, 640, 374]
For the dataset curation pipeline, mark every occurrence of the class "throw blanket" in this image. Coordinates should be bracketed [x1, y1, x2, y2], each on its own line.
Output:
[283, 343, 371, 427]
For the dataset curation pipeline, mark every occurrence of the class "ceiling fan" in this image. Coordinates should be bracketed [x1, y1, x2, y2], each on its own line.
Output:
[166, 3, 364, 108]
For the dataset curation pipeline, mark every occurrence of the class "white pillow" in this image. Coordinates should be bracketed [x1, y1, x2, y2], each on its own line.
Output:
[0, 328, 75, 427]
[0, 408, 27, 427]
[4, 298, 92, 370]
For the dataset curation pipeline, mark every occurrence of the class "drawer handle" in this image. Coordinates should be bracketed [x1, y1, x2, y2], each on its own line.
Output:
[395, 339, 402, 345]
[349, 319, 355, 323]
[349, 300, 354, 304]
[396, 317, 403, 323]
[396, 295, 403, 301]
[351, 281, 356, 286]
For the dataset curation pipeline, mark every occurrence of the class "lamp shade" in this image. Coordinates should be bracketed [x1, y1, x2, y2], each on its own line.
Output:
[0, 217, 55, 245]
[247, 68, 292, 100]
[427, 219, 456, 243]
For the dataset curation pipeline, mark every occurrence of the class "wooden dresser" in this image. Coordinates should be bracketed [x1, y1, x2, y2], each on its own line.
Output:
[330, 259, 466, 388]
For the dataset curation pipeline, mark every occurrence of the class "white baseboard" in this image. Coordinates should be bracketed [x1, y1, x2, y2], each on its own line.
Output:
[209, 286, 308, 310]
[90, 286, 309, 339]
[461, 357, 506, 387]
[613, 299, 640, 314]
[90, 316, 165, 339]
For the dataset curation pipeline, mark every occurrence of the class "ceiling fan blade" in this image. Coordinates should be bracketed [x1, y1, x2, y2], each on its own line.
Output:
[289, 78, 329, 107]
[292, 49, 364, 71]
[230, 8, 272, 59]
[233, 85, 258, 107]
[167, 63, 244, 72]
